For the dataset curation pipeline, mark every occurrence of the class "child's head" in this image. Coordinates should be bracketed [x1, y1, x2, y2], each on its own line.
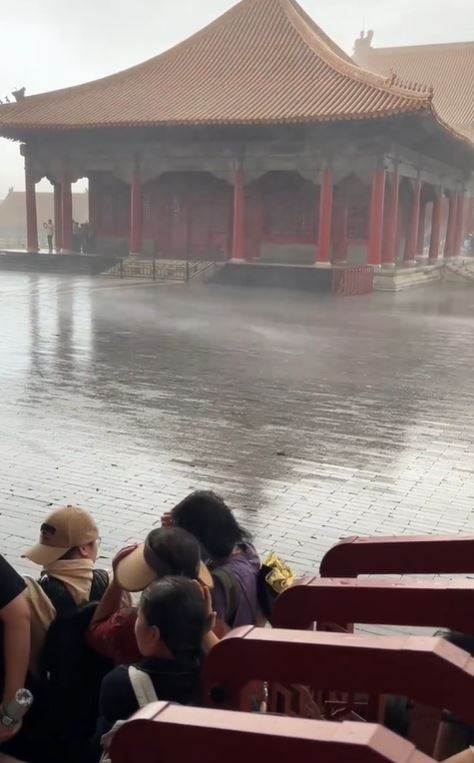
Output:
[135, 577, 208, 660]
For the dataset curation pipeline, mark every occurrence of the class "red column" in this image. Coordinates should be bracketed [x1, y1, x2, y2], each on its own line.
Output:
[382, 169, 399, 267]
[61, 170, 73, 253]
[54, 183, 63, 253]
[404, 176, 422, 264]
[130, 168, 143, 255]
[444, 192, 457, 258]
[453, 190, 465, 257]
[317, 167, 333, 266]
[332, 187, 348, 263]
[429, 188, 442, 261]
[232, 166, 245, 261]
[467, 198, 474, 236]
[417, 202, 426, 258]
[25, 158, 38, 252]
[367, 168, 386, 266]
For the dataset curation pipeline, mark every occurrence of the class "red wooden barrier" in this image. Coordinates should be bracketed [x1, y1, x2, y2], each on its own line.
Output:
[332, 267, 374, 296]
[272, 578, 474, 635]
[320, 534, 474, 578]
[110, 702, 434, 763]
[203, 628, 474, 754]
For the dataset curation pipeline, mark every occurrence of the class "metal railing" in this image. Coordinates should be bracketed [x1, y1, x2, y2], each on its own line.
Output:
[106, 259, 217, 282]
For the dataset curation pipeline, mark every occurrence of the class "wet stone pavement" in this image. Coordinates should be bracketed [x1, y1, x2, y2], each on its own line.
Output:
[1, 272, 474, 584]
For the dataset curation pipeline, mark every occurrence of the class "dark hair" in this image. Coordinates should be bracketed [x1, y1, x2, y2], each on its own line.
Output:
[146, 526, 201, 579]
[140, 577, 207, 661]
[171, 490, 250, 561]
[59, 547, 78, 560]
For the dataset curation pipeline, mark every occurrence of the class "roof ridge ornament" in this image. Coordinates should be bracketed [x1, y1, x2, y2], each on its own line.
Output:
[12, 87, 26, 102]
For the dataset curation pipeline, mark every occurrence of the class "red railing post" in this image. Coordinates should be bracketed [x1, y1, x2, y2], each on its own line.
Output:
[273, 578, 474, 636]
[111, 703, 436, 763]
[320, 534, 474, 578]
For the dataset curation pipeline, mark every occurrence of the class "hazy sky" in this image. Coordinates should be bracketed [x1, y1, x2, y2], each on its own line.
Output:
[0, 0, 472, 197]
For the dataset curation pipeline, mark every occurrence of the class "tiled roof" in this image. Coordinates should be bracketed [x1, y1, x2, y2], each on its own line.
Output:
[353, 38, 474, 141]
[0, 0, 435, 132]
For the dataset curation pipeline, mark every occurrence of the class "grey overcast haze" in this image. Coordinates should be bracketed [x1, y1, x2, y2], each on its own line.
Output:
[0, 0, 473, 198]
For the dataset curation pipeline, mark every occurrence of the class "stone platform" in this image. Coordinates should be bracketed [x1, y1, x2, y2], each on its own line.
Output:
[213, 262, 334, 291]
[0, 250, 121, 275]
[374, 259, 474, 291]
[374, 262, 443, 292]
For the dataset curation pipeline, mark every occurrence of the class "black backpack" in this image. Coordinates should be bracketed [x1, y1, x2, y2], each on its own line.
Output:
[3, 600, 113, 763]
[42, 571, 112, 762]
[39, 602, 113, 763]
[42, 604, 113, 763]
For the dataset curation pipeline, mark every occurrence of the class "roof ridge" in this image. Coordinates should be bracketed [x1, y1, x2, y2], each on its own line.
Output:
[283, 0, 354, 64]
[369, 40, 474, 54]
[281, 0, 431, 105]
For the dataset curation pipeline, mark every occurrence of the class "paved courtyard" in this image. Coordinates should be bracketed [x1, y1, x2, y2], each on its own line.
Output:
[1, 272, 474, 581]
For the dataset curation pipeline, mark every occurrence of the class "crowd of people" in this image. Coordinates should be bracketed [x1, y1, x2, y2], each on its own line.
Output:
[42, 220, 95, 254]
[0, 491, 261, 763]
[1, 492, 473, 763]
[72, 221, 95, 254]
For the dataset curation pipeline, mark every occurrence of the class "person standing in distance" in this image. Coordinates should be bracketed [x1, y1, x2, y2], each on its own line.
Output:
[44, 219, 54, 253]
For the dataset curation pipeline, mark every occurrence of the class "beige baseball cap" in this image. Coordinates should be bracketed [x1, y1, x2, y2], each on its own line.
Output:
[23, 505, 99, 566]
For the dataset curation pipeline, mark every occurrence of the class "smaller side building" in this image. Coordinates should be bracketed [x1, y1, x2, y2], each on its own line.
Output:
[0, 188, 88, 250]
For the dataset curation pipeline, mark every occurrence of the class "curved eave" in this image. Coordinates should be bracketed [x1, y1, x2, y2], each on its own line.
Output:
[430, 107, 474, 151]
[0, 102, 430, 134]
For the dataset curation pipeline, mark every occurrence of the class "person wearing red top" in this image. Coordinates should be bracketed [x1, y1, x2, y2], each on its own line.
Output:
[86, 526, 213, 666]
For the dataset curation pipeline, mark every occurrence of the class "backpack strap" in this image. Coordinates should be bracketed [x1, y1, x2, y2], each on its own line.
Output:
[128, 666, 158, 708]
[90, 569, 109, 602]
[38, 574, 77, 616]
[212, 566, 239, 626]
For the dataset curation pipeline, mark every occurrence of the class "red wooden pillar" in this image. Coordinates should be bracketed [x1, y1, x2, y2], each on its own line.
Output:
[404, 176, 422, 264]
[382, 169, 399, 267]
[254, 185, 264, 262]
[429, 188, 442, 261]
[62, 177, 73, 253]
[54, 183, 63, 253]
[467, 197, 474, 236]
[453, 190, 465, 257]
[25, 157, 39, 252]
[367, 168, 386, 267]
[332, 187, 348, 263]
[232, 166, 245, 261]
[317, 167, 333, 266]
[130, 166, 143, 255]
[444, 192, 457, 258]
[417, 202, 427, 258]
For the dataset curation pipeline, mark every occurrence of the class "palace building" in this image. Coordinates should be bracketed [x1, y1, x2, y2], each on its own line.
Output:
[0, 0, 472, 268]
